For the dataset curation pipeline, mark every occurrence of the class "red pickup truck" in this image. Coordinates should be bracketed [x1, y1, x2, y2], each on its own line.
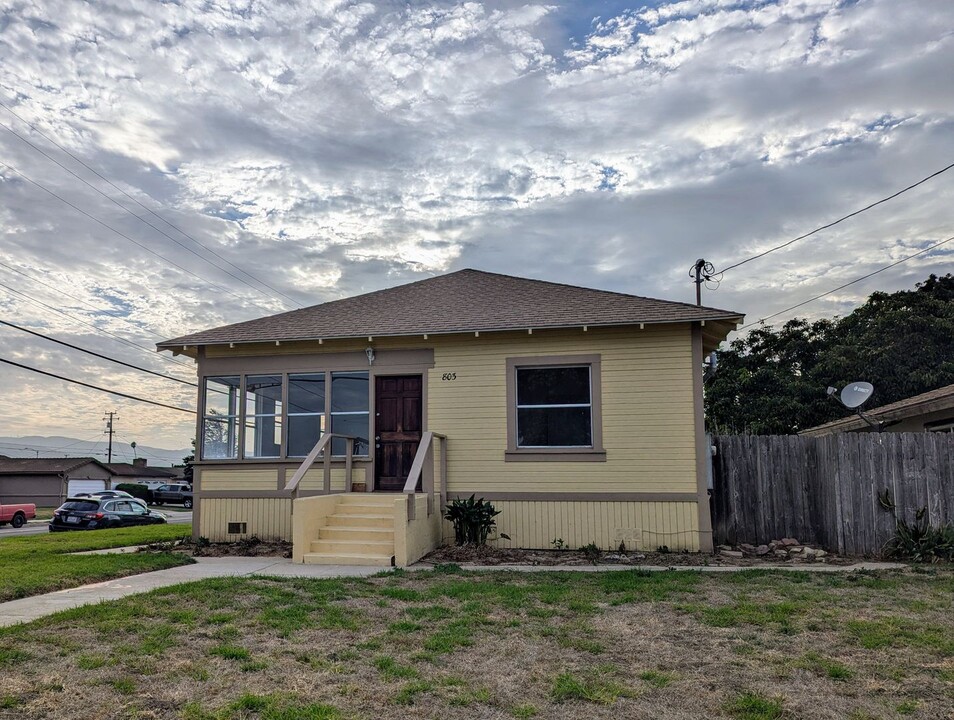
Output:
[0, 503, 36, 529]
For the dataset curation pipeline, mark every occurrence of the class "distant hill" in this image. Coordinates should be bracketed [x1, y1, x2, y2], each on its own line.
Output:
[0, 436, 191, 467]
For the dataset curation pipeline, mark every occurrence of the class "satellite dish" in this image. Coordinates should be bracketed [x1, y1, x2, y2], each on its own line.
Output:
[840, 382, 874, 409]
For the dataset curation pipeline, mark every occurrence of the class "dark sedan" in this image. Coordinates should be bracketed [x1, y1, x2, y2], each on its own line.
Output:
[49, 498, 167, 532]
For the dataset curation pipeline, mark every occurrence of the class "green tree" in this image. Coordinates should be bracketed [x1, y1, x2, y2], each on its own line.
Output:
[706, 274, 954, 434]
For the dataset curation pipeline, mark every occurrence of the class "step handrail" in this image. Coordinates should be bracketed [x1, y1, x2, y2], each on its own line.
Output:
[402, 431, 447, 520]
[285, 433, 357, 501]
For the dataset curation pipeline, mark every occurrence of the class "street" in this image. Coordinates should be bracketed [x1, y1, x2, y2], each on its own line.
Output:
[0, 510, 193, 537]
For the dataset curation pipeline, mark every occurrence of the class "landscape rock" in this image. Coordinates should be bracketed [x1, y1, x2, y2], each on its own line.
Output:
[756, 544, 770, 556]
[720, 550, 744, 558]
[739, 543, 756, 554]
[774, 550, 789, 558]
[780, 538, 800, 546]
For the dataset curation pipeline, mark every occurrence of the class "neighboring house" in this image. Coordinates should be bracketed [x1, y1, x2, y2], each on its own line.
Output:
[802, 383, 954, 436]
[0, 456, 114, 506]
[158, 269, 743, 565]
[105, 458, 180, 489]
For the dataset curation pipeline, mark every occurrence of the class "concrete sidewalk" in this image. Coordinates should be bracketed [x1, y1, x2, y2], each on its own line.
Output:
[0, 557, 907, 628]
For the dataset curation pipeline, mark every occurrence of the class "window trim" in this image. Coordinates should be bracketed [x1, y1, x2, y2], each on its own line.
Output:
[505, 354, 605, 462]
[201, 375, 241, 460]
[243, 374, 284, 459]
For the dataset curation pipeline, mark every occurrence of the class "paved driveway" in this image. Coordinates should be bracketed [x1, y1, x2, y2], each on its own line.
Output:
[0, 510, 193, 537]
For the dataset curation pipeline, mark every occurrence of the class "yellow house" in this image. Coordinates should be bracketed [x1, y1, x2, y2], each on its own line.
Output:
[158, 270, 743, 566]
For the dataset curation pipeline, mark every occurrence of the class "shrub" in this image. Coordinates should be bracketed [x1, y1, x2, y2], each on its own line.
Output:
[443, 496, 509, 546]
[115, 483, 151, 503]
[883, 509, 954, 563]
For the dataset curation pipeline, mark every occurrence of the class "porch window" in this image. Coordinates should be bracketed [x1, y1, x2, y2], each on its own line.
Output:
[330, 371, 370, 456]
[201, 376, 240, 459]
[516, 366, 592, 447]
[505, 355, 605, 462]
[244, 375, 283, 458]
[287, 373, 326, 457]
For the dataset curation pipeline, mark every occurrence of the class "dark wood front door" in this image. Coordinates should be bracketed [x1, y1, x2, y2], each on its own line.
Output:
[375, 375, 423, 492]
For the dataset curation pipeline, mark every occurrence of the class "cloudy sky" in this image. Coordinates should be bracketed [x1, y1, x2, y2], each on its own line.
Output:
[1, 0, 952, 453]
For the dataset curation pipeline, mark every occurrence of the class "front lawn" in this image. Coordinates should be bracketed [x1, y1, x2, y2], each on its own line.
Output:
[1, 566, 952, 718]
[0, 524, 193, 602]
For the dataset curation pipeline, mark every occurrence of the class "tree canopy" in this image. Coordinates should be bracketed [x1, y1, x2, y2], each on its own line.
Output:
[705, 273, 954, 434]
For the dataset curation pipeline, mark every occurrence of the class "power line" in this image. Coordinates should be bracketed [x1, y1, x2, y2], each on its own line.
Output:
[0, 319, 198, 387]
[0, 160, 263, 308]
[0, 260, 168, 342]
[0, 279, 194, 370]
[0, 356, 196, 414]
[719, 160, 954, 274]
[0, 111, 302, 310]
[740, 233, 954, 330]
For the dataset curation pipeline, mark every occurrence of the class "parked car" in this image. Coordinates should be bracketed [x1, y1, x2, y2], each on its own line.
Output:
[149, 484, 193, 509]
[49, 497, 167, 532]
[0, 502, 36, 529]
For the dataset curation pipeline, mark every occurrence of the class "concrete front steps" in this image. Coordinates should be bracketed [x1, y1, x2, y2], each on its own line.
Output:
[302, 494, 398, 566]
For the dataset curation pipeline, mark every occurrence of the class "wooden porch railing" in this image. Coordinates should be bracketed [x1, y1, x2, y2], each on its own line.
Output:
[285, 433, 357, 502]
[402, 431, 447, 521]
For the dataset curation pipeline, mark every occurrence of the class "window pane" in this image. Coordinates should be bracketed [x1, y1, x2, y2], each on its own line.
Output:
[517, 367, 590, 406]
[331, 413, 369, 456]
[246, 375, 283, 416]
[288, 414, 326, 457]
[331, 372, 369, 412]
[517, 407, 592, 447]
[203, 417, 238, 459]
[289, 373, 325, 414]
[244, 416, 282, 458]
[204, 376, 240, 415]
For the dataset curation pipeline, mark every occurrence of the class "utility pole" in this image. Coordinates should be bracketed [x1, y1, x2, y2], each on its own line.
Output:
[103, 412, 118, 463]
[693, 258, 707, 306]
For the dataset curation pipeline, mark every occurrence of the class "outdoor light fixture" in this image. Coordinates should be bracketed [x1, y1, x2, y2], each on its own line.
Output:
[366, 347, 375, 365]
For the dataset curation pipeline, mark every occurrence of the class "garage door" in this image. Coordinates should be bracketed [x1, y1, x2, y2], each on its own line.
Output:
[67, 478, 106, 496]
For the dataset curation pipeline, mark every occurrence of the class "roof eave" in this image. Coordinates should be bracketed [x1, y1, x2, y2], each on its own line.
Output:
[157, 315, 746, 351]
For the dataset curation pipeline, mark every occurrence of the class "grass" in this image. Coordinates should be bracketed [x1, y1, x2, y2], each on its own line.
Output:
[0, 567, 953, 718]
[724, 691, 784, 719]
[0, 523, 193, 601]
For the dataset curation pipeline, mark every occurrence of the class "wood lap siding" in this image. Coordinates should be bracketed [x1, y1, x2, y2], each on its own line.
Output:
[448, 501, 700, 551]
[200, 469, 278, 491]
[429, 325, 698, 494]
[712, 433, 954, 556]
[199, 498, 292, 541]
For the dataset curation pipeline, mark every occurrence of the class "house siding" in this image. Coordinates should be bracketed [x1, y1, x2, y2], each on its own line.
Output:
[191, 325, 707, 549]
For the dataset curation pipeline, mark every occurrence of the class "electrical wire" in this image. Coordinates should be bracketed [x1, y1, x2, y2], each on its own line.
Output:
[0, 260, 169, 342]
[0, 112, 302, 310]
[739, 233, 954, 330]
[0, 160, 263, 307]
[719, 160, 954, 274]
[0, 279, 194, 370]
[0, 319, 198, 387]
[0, 356, 196, 414]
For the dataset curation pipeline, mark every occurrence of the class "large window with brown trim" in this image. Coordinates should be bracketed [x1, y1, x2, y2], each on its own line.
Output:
[505, 355, 605, 462]
[199, 371, 370, 461]
[202, 376, 240, 459]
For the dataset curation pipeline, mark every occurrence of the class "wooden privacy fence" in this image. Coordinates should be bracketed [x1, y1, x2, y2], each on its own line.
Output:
[711, 433, 954, 556]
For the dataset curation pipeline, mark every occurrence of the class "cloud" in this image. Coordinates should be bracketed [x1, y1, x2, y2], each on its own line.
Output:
[0, 0, 952, 447]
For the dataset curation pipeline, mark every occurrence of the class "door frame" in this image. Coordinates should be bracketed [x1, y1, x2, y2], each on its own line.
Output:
[370, 369, 428, 492]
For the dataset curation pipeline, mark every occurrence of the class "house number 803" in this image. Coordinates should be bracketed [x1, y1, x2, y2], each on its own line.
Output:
[441, 373, 457, 381]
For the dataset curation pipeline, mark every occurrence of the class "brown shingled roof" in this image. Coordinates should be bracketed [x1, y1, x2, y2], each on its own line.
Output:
[0, 457, 107, 475]
[159, 269, 744, 348]
[104, 463, 178, 478]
